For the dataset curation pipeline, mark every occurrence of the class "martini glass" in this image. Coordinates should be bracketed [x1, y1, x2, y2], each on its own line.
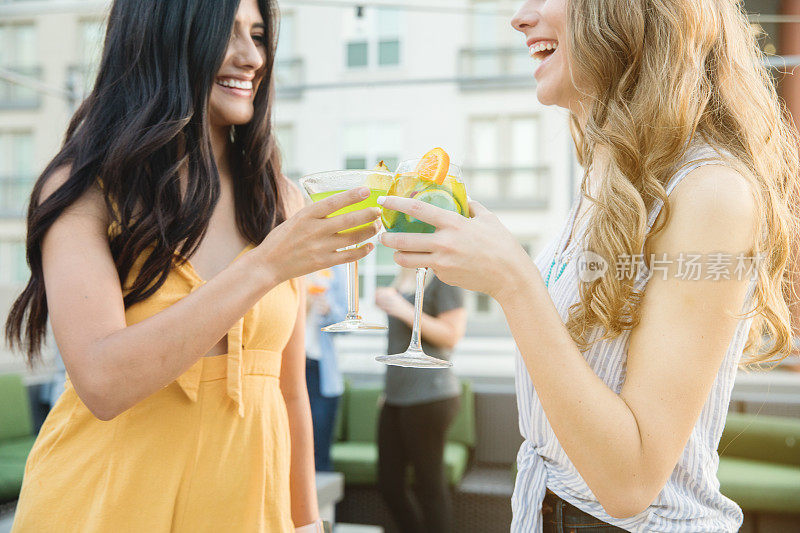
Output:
[300, 169, 393, 332]
[375, 160, 468, 368]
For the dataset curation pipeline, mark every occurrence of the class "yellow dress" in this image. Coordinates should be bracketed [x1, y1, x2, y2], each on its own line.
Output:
[12, 234, 299, 532]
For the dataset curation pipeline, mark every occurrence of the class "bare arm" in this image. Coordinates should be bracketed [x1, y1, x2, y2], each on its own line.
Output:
[41, 167, 380, 420]
[278, 179, 320, 527]
[497, 165, 758, 517]
[281, 279, 319, 527]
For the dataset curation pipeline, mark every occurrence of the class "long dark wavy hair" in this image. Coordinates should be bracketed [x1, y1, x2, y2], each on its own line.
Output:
[5, 0, 285, 364]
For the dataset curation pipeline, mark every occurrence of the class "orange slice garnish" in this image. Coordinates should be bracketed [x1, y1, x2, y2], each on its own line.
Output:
[414, 147, 450, 185]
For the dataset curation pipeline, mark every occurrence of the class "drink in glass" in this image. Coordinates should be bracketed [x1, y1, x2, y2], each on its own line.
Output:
[376, 148, 467, 367]
[300, 166, 393, 332]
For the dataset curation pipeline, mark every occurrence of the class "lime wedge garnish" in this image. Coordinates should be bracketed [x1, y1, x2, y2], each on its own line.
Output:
[415, 188, 461, 215]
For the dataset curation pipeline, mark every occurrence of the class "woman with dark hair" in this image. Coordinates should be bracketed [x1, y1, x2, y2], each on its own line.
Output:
[4, 0, 380, 531]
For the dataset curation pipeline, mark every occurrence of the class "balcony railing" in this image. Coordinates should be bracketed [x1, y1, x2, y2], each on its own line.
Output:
[457, 47, 534, 91]
[275, 57, 305, 99]
[0, 176, 34, 218]
[461, 166, 550, 210]
[0, 65, 42, 109]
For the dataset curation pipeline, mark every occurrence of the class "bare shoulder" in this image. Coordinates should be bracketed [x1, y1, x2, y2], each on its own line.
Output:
[279, 175, 307, 218]
[650, 164, 758, 256]
[38, 165, 110, 230]
[37, 165, 110, 240]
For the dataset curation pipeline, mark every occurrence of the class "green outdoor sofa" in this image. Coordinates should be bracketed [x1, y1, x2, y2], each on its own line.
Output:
[717, 412, 800, 514]
[0, 374, 36, 502]
[330, 380, 476, 487]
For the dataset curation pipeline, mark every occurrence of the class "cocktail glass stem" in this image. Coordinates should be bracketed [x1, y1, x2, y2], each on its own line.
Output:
[344, 258, 361, 322]
[407, 268, 426, 352]
[374, 267, 452, 368]
[321, 245, 385, 332]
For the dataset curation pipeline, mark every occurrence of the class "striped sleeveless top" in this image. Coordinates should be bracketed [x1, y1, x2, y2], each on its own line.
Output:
[512, 141, 758, 532]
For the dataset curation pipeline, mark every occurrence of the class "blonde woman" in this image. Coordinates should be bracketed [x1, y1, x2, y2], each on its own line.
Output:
[378, 0, 800, 531]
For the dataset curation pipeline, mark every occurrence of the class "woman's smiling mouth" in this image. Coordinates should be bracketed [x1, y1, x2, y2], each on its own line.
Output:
[215, 77, 254, 97]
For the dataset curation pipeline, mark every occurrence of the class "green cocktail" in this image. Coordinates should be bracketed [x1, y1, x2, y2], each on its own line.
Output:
[300, 169, 393, 332]
[376, 156, 467, 369]
[380, 174, 468, 234]
[310, 189, 388, 232]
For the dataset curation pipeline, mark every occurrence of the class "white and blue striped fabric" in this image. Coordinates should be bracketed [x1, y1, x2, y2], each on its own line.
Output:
[512, 141, 758, 532]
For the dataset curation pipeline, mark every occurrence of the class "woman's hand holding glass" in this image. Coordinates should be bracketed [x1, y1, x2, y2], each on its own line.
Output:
[378, 196, 532, 303]
[252, 187, 381, 286]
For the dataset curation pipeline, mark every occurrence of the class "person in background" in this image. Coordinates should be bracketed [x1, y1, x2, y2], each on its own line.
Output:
[374, 268, 467, 533]
[305, 263, 347, 472]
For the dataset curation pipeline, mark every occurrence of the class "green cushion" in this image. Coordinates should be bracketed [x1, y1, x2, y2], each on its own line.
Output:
[0, 436, 36, 462]
[447, 381, 476, 447]
[717, 456, 800, 513]
[331, 441, 378, 485]
[0, 460, 26, 501]
[345, 386, 382, 443]
[0, 436, 34, 501]
[443, 442, 470, 485]
[334, 394, 346, 443]
[719, 413, 800, 467]
[331, 442, 470, 487]
[0, 374, 33, 441]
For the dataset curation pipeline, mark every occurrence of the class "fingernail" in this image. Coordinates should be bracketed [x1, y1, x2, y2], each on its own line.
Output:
[376, 196, 386, 205]
[359, 187, 370, 198]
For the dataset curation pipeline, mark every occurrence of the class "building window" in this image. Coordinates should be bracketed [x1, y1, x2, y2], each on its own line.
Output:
[277, 12, 295, 62]
[342, 123, 401, 172]
[0, 23, 39, 108]
[376, 8, 400, 66]
[275, 12, 304, 95]
[71, 18, 106, 98]
[345, 7, 402, 69]
[459, 0, 529, 82]
[465, 115, 548, 207]
[274, 123, 297, 180]
[0, 239, 28, 285]
[346, 42, 369, 68]
[0, 131, 35, 217]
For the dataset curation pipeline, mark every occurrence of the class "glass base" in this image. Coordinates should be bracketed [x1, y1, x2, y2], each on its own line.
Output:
[322, 319, 387, 333]
[375, 348, 453, 368]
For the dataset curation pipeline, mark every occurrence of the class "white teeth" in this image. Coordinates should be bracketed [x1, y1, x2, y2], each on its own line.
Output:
[529, 41, 558, 57]
[216, 79, 253, 90]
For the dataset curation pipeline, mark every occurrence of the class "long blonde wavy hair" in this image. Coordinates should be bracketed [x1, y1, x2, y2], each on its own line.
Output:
[564, 0, 800, 366]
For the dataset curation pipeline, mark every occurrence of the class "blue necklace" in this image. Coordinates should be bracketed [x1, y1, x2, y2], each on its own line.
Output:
[546, 193, 585, 288]
[545, 257, 568, 288]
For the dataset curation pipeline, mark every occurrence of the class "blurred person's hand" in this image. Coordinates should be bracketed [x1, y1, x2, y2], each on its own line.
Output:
[375, 287, 412, 318]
